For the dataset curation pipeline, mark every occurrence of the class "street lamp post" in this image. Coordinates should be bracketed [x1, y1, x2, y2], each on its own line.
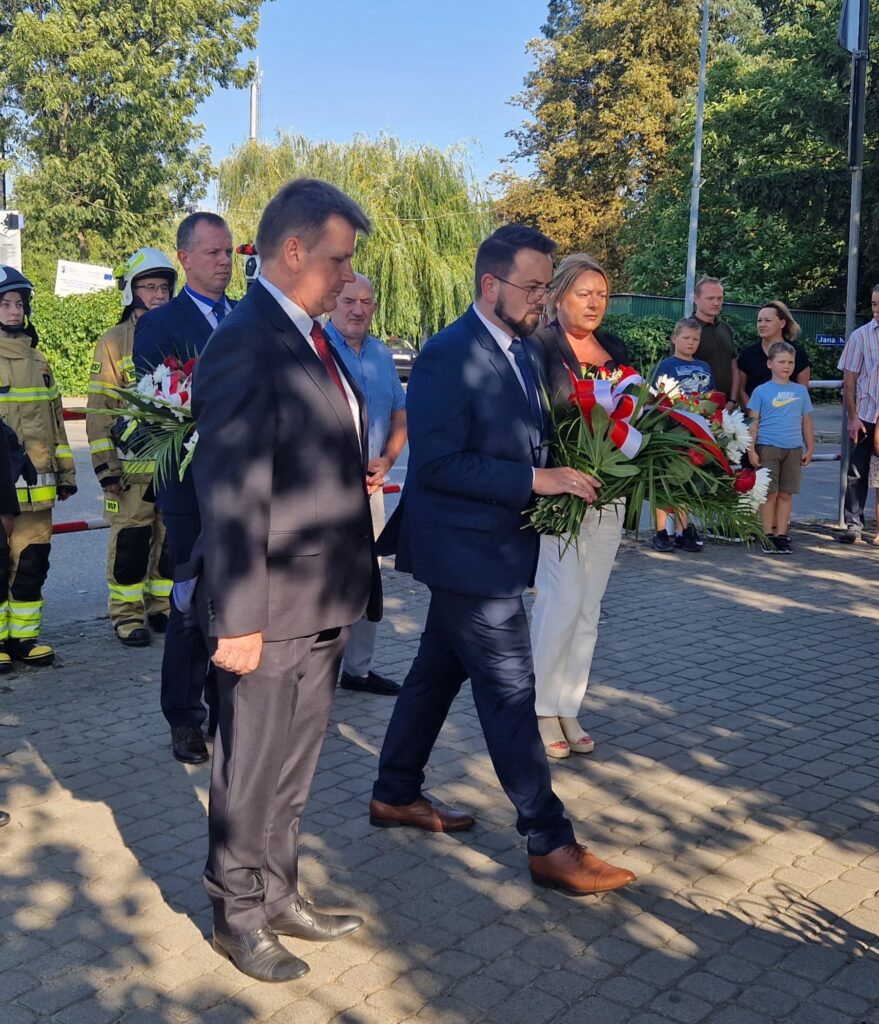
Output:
[684, 0, 710, 317]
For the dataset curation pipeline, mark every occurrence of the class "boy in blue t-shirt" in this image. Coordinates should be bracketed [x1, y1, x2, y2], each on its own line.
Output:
[747, 341, 815, 554]
[651, 318, 715, 553]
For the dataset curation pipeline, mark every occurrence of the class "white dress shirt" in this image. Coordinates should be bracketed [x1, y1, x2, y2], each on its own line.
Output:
[472, 304, 530, 396]
[258, 275, 361, 440]
[183, 285, 232, 329]
[471, 304, 539, 478]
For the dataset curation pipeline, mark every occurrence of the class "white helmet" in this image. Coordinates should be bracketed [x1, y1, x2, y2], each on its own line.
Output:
[114, 247, 177, 307]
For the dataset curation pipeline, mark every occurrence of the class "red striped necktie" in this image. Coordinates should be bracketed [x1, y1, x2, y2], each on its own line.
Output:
[310, 321, 347, 400]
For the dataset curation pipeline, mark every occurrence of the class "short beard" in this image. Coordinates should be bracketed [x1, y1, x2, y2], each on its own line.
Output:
[493, 293, 541, 338]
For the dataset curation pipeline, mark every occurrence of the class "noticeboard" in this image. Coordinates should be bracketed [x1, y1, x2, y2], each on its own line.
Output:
[55, 259, 115, 297]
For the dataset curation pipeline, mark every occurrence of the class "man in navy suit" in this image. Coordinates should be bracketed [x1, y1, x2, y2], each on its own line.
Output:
[134, 212, 234, 765]
[370, 226, 635, 895]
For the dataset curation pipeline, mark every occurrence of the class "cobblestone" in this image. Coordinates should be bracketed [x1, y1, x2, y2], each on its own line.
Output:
[1, 525, 878, 1022]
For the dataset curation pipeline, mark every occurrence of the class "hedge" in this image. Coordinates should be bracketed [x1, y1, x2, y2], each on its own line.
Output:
[26, 289, 847, 397]
[602, 312, 845, 389]
[32, 289, 123, 397]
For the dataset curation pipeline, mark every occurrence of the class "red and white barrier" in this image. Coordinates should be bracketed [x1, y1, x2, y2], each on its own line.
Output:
[53, 483, 403, 535]
[53, 518, 110, 535]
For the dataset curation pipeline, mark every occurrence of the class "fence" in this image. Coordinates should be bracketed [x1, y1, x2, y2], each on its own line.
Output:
[609, 293, 850, 342]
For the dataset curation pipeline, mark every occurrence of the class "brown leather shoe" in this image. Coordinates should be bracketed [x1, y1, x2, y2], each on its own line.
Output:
[369, 796, 475, 833]
[529, 843, 635, 896]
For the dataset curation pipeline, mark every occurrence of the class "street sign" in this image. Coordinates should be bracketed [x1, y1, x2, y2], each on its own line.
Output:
[54, 259, 114, 297]
[816, 333, 845, 347]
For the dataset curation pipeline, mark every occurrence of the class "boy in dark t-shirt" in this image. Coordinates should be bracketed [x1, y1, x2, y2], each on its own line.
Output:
[651, 319, 714, 553]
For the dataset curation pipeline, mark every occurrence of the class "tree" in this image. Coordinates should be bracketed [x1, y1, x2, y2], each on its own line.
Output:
[497, 0, 703, 278]
[0, 1, 263, 286]
[217, 133, 494, 342]
[623, 0, 877, 311]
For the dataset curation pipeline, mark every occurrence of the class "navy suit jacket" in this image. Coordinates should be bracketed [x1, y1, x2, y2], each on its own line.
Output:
[381, 306, 546, 599]
[133, 291, 236, 515]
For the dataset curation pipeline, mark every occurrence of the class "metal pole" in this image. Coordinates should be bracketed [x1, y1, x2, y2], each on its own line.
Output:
[839, 28, 869, 528]
[248, 59, 260, 141]
[684, 0, 710, 316]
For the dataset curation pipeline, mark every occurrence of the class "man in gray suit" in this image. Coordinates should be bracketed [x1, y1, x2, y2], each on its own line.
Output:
[191, 179, 381, 982]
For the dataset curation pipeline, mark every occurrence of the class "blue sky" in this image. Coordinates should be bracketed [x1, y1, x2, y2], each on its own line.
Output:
[197, 0, 546, 190]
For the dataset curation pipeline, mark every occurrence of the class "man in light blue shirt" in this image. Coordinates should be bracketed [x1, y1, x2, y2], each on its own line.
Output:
[326, 273, 407, 695]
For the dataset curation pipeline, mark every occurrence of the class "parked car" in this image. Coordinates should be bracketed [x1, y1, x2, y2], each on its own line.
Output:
[386, 341, 416, 383]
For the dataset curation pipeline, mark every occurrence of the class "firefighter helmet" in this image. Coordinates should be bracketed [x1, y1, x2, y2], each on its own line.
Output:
[114, 248, 177, 307]
[0, 266, 34, 318]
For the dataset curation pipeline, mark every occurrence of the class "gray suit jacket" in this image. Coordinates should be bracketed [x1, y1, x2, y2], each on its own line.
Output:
[191, 280, 381, 642]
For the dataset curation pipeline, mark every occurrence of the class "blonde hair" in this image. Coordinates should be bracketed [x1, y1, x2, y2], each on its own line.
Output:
[759, 300, 801, 341]
[547, 253, 610, 319]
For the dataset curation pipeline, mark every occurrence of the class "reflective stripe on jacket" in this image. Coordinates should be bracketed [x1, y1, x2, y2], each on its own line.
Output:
[0, 330, 75, 511]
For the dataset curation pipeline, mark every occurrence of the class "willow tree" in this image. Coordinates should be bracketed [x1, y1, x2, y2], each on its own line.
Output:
[217, 133, 494, 342]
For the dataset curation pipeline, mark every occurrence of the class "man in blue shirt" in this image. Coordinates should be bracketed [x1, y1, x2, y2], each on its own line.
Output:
[326, 274, 407, 695]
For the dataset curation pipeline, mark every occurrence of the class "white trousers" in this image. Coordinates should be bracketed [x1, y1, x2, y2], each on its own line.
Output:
[530, 503, 623, 719]
[341, 489, 386, 677]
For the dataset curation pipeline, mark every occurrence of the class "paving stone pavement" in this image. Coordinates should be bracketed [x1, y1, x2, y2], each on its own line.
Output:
[1, 522, 878, 1024]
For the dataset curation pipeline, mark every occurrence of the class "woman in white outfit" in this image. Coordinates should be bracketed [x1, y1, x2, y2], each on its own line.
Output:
[529, 255, 629, 759]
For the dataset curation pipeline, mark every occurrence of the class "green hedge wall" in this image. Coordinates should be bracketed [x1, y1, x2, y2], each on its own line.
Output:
[603, 312, 844, 388]
[28, 289, 848, 398]
[32, 290, 123, 397]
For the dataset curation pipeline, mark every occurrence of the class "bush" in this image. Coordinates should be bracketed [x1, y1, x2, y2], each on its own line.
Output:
[31, 290, 123, 396]
[604, 311, 844, 392]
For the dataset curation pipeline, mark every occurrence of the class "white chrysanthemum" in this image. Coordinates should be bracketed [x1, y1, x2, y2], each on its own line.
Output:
[655, 374, 681, 397]
[737, 467, 772, 512]
[720, 408, 752, 464]
[135, 367, 162, 397]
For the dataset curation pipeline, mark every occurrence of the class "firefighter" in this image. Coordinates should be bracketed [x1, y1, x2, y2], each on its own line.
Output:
[0, 266, 76, 666]
[86, 248, 177, 646]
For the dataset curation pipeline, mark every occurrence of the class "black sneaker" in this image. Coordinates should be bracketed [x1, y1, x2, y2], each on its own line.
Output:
[678, 524, 704, 552]
[837, 528, 861, 544]
[760, 535, 779, 554]
[652, 529, 675, 552]
[774, 534, 793, 554]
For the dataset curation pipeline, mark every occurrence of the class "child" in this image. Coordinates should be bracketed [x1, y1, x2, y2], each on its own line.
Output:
[651, 318, 715, 553]
[747, 341, 814, 554]
[0, 267, 76, 665]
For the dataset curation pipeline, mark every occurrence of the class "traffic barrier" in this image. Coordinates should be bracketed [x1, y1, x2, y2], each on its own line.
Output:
[53, 518, 110, 535]
[52, 483, 403, 535]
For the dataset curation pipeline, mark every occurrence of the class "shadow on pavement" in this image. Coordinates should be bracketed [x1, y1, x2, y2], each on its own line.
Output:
[1, 523, 877, 1022]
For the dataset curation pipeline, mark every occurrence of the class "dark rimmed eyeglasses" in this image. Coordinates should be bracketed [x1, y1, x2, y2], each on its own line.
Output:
[492, 276, 551, 303]
[134, 282, 171, 296]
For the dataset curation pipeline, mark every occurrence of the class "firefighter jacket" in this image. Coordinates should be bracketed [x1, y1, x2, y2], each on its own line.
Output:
[0, 330, 75, 511]
[86, 318, 154, 486]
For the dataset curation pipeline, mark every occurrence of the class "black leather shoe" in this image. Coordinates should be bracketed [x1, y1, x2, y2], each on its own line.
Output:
[171, 725, 209, 764]
[212, 927, 309, 982]
[148, 612, 169, 634]
[268, 896, 363, 942]
[339, 670, 400, 696]
[0, 810, 10, 828]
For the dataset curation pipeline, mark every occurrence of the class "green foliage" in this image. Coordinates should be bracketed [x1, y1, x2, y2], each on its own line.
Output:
[32, 289, 122, 396]
[602, 315, 677, 369]
[218, 133, 494, 342]
[603, 311, 843, 385]
[497, 0, 756, 276]
[623, 1, 879, 312]
[1, 1, 264, 269]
